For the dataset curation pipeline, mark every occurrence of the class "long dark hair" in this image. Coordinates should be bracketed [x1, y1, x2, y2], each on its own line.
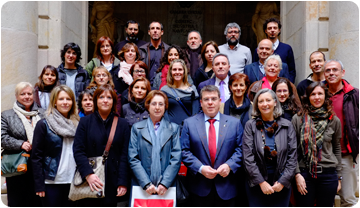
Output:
[272, 77, 302, 115]
[300, 82, 333, 116]
[156, 45, 186, 73]
[35, 65, 59, 91]
[96, 36, 115, 63]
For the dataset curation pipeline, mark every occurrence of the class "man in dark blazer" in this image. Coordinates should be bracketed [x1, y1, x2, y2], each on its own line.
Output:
[253, 18, 296, 83]
[244, 39, 290, 84]
[197, 53, 232, 103]
[181, 85, 243, 206]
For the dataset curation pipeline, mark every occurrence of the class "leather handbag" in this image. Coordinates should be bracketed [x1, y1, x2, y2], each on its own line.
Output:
[1, 150, 30, 177]
[68, 117, 118, 201]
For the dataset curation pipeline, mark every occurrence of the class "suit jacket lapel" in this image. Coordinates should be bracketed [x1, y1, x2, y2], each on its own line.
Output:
[196, 113, 211, 162]
[254, 62, 260, 80]
[216, 114, 228, 157]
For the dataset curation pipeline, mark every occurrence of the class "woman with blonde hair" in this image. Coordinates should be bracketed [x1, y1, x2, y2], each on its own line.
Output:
[161, 59, 200, 129]
[1, 82, 44, 206]
[87, 66, 115, 90]
[31, 85, 80, 206]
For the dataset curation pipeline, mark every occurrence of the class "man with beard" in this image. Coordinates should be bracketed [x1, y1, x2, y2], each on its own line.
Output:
[253, 18, 296, 83]
[218, 23, 252, 75]
[244, 39, 290, 84]
[185, 31, 203, 79]
[114, 20, 147, 54]
[139, 21, 169, 83]
[296, 51, 326, 97]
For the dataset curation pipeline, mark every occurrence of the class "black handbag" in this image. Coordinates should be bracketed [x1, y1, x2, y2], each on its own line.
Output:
[176, 175, 189, 204]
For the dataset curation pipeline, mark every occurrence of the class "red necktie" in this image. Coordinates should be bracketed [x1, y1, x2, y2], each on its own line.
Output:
[208, 119, 216, 167]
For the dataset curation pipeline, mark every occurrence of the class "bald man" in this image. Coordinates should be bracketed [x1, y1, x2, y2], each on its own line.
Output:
[244, 39, 290, 84]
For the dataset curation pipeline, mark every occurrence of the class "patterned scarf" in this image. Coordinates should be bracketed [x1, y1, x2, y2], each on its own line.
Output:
[300, 106, 332, 178]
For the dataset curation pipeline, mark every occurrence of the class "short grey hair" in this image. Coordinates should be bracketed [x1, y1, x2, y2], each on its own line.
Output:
[15, 82, 34, 96]
[224, 22, 241, 36]
[252, 88, 283, 118]
[212, 53, 230, 65]
[264, 54, 283, 70]
[187, 30, 202, 40]
[325, 59, 344, 70]
[200, 85, 220, 100]
[148, 21, 163, 30]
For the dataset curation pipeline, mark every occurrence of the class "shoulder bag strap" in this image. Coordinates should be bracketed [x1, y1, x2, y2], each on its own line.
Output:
[102, 116, 118, 163]
[170, 88, 191, 116]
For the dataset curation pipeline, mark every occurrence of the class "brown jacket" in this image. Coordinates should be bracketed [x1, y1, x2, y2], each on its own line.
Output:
[243, 117, 297, 188]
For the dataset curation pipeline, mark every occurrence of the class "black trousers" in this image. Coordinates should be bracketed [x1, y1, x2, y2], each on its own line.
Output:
[6, 164, 41, 207]
[294, 168, 338, 207]
[41, 184, 75, 207]
[189, 184, 236, 207]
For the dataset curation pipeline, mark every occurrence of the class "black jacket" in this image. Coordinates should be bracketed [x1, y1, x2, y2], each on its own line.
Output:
[73, 112, 130, 205]
[57, 63, 90, 99]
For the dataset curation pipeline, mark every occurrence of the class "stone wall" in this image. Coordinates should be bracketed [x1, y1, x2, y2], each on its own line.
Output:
[1, 1, 88, 111]
[329, 1, 359, 88]
[281, 1, 358, 87]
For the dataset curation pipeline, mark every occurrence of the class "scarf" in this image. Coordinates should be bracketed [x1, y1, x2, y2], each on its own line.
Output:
[261, 76, 272, 89]
[159, 64, 170, 90]
[300, 106, 332, 178]
[228, 96, 251, 125]
[45, 108, 77, 138]
[129, 99, 146, 113]
[13, 101, 41, 144]
[118, 61, 133, 85]
[147, 116, 165, 186]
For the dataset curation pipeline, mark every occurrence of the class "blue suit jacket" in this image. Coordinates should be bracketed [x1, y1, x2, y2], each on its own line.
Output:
[197, 77, 216, 95]
[244, 61, 291, 84]
[181, 113, 243, 200]
[253, 42, 296, 83]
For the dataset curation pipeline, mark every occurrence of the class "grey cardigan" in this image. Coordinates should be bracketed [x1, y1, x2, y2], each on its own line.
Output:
[243, 117, 297, 189]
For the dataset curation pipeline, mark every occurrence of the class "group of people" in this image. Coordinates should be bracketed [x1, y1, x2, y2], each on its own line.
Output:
[1, 17, 358, 207]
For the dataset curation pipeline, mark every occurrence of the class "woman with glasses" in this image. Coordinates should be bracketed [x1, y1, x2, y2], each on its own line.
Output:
[128, 90, 181, 199]
[292, 82, 342, 207]
[87, 66, 115, 90]
[242, 88, 297, 206]
[85, 36, 120, 78]
[117, 61, 149, 106]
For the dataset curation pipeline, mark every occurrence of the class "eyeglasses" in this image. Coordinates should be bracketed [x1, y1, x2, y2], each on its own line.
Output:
[150, 102, 165, 107]
[324, 68, 341, 73]
[96, 74, 108, 78]
[134, 70, 145, 74]
[202, 97, 219, 102]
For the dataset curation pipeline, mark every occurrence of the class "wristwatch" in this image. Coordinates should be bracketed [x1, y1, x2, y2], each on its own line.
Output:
[338, 176, 343, 181]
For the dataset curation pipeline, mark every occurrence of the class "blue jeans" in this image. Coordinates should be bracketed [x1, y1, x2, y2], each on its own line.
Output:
[294, 168, 338, 207]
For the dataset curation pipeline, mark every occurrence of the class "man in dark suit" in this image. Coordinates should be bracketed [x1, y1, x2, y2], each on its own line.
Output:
[197, 53, 231, 103]
[114, 20, 147, 54]
[253, 18, 296, 83]
[244, 39, 290, 84]
[181, 85, 243, 206]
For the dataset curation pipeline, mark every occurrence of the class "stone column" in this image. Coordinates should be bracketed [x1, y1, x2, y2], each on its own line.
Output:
[329, 1, 359, 88]
[1, 2, 38, 111]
